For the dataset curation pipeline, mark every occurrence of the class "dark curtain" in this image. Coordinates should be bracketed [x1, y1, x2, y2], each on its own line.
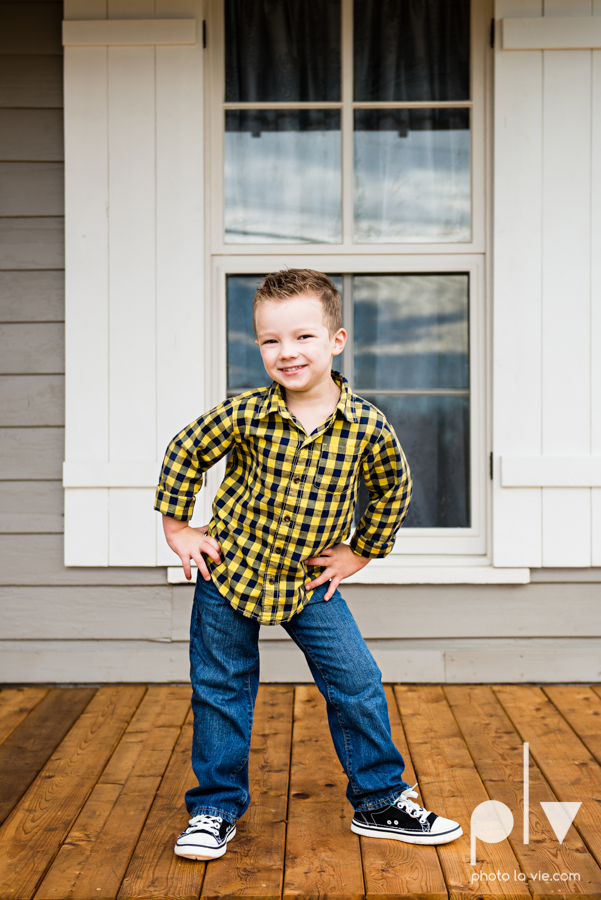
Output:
[354, 0, 470, 102]
[225, 0, 341, 102]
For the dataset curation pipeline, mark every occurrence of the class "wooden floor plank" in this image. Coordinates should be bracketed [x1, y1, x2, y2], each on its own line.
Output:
[0, 685, 145, 900]
[494, 685, 601, 876]
[445, 684, 601, 899]
[361, 686, 448, 900]
[283, 684, 365, 900]
[0, 687, 96, 826]
[0, 687, 48, 747]
[544, 685, 601, 764]
[118, 708, 205, 900]
[34, 686, 191, 900]
[200, 685, 294, 900]
[394, 686, 530, 900]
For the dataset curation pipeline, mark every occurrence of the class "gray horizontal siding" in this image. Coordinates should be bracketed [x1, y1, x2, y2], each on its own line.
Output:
[0, 375, 64, 425]
[0, 427, 64, 479]
[0, 109, 63, 160]
[0, 535, 169, 586]
[0, 323, 64, 373]
[0, 55, 62, 107]
[0, 3, 63, 56]
[0, 479, 63, 532]
[0, 218, 64, 268]
[0, 162, 64, 215]
[0, 271, 64, 321]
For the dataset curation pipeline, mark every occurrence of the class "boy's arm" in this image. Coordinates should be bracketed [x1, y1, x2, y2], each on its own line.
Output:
[350, 424, 412, 558]
[305, 425, 411, 600]
[155, 399, 237, 579]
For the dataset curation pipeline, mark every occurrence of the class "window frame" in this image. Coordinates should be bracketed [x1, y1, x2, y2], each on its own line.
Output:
[202, 0, 492, 561]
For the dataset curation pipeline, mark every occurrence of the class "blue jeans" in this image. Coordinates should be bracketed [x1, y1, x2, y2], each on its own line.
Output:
[186, 573, 412, 824]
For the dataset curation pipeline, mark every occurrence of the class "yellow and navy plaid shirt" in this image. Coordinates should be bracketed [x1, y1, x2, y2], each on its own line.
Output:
[155, 371, 412, 625]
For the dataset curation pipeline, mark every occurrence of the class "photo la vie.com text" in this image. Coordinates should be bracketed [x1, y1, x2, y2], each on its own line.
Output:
[469, 742, 583, 883]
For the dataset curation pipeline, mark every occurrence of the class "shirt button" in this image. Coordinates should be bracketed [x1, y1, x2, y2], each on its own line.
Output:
[267, 577, 275, 585]
[283, 515, 291, 523]
[275, 546, 282, 553]
[293, 476, 301, 484]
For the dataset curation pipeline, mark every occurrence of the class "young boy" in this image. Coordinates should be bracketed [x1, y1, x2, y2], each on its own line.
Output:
[155, 269, 462, 861]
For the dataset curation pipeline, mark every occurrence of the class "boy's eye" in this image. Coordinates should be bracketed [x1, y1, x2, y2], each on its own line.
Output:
[299, 334, 314, 340]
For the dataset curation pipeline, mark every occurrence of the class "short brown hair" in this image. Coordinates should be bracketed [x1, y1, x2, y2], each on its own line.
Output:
[253, 269, 342, 336]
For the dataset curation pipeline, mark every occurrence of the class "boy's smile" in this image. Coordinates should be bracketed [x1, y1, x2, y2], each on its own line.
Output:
[255, 293, 346, 401]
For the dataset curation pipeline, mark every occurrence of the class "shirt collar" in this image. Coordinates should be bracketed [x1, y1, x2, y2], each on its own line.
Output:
[255, 370, 359, 424]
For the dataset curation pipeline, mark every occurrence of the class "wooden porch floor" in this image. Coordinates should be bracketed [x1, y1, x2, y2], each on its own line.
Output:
[1, 684, 601, 900]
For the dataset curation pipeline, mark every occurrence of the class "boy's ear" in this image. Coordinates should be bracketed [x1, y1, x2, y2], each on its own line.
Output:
[332, 327, 347, 356]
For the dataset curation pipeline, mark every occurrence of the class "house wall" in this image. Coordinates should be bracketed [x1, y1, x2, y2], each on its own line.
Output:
[1, 0, 600, 685]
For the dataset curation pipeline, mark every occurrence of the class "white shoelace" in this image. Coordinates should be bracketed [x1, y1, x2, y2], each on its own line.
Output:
[395, 783, 430, 825]
[185, 814, 223, 838]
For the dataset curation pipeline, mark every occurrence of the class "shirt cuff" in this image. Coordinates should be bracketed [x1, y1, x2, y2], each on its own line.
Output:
[350, 531, 394, 559]
[154, 486, 195, 521]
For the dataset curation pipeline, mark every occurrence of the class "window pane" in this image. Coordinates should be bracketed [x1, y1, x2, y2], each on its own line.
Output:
[358, 395, 471, 527]
[227, 274, 343, 393]
[354, 274, 469, 390]
[354, 108, 470, 243]
[225, 0, 341, 102]
[225, 110, 341, 244]
[354, 0, 470, 102]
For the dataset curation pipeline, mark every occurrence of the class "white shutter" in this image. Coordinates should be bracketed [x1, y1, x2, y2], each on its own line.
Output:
[63, 1, 206, 566]
[493, 0, 600, 567]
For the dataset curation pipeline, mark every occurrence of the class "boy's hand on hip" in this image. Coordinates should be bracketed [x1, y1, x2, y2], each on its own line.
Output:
[162, 516, 221, 581]
[304, 543, 370, 600]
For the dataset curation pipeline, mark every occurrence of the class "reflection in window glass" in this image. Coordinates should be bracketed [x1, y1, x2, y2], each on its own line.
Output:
[227, 274, 343, 393]
[354, 274, 469, 390]
[354, 0, 470, 102]
[358, 395, 470, 528]
[225, 110, 341, 244]
[225, 0, 341, 102]
[354, 108, 470, 243]
[353, 273, 470, 528]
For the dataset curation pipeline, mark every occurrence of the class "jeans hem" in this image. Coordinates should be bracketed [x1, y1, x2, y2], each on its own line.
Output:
[188, 806, 238, 825]
[351, 784, 414, 813]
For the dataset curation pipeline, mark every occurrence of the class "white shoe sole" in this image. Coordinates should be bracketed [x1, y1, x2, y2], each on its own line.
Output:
[351, 821, 463, 845]
[174, 825, 236, 860]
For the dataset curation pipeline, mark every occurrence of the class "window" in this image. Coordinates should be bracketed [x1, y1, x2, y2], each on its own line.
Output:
[206, 0, 489, 558]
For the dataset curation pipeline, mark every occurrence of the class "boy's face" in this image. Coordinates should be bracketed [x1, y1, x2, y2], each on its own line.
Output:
[255, 293, 346, 394]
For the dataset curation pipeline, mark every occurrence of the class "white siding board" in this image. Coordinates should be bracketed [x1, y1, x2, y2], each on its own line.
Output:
[541, 488, 591, 567]
[0, 323, 64, 374]
[0, 271, 64, 323]
[0, 586, 172, 639]
[493, 0, 543, 567]
[0, 535, 168, 586]
[593, 46, 601, 563]
[0, 375, 64, 426]
[0, 428, 64, 481]
[0, 218, 64, 270]
[108, 487, 157, 565]
[63, 46, 110, 564]
[107, 46, 156, 464]
[541, 48, 592, 565]
[64, 489, 109, 566]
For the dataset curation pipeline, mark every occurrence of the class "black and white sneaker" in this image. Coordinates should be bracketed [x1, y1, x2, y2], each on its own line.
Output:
[351, 783, 462, 845]
[174, 813, 236, 860]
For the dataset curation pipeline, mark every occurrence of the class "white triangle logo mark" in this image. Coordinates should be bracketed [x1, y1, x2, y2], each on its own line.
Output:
[540, 802, 582, 843]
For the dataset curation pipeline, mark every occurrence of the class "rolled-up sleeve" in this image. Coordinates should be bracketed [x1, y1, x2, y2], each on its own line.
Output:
[349, 424, 412, 558]
[154, 399, 237, 520]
